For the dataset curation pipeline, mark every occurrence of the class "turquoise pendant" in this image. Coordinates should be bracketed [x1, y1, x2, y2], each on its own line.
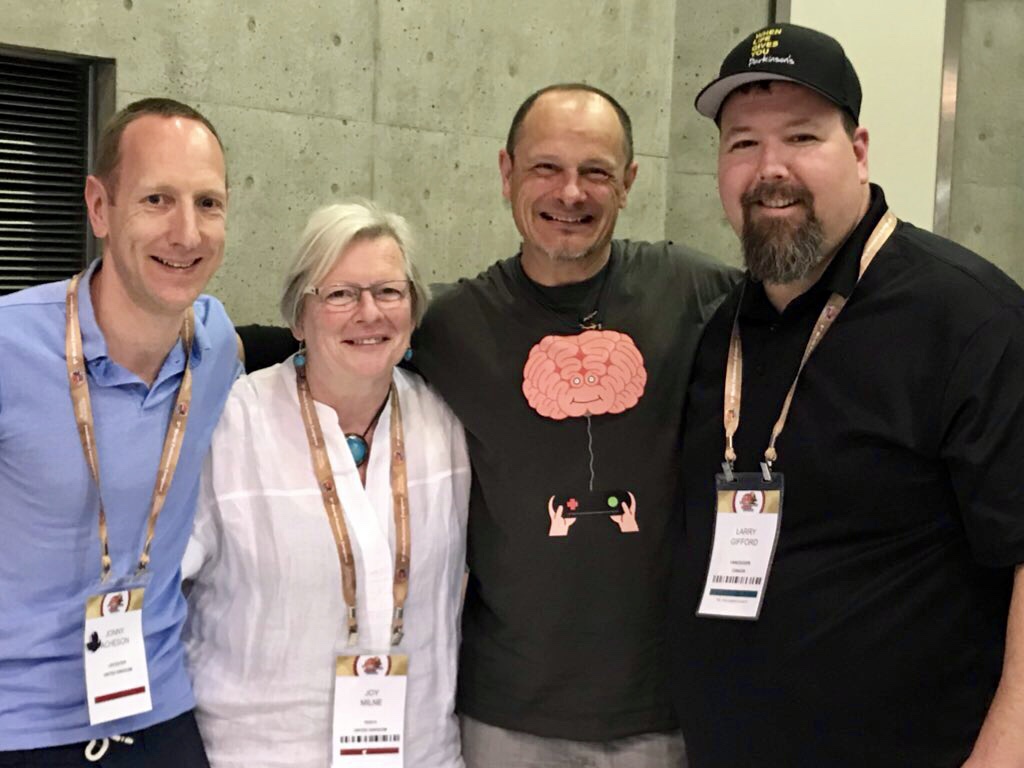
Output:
[346, 434, 369, 466]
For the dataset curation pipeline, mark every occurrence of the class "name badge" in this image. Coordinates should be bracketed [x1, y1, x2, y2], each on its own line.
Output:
[332, 654, 408, 767]
[697, 473, 783, 620]
[83, 588, 153, 725]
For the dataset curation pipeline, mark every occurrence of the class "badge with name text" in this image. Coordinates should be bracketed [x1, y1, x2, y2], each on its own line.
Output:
[697, 473, 784, 620]
[83, 588, 153, 724]
[332, 654, 408, 767]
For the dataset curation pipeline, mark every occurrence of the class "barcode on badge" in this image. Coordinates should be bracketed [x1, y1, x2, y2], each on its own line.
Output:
[711, 575, 763, 585]
[339, 735, 402, 744]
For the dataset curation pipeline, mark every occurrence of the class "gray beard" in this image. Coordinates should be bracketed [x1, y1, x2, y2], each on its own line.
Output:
[545, 243, 596, 262]
[741, 205, 826, 284]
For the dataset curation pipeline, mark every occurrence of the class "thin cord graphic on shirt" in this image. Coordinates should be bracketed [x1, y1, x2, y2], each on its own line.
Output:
[587, 414, 595, 491]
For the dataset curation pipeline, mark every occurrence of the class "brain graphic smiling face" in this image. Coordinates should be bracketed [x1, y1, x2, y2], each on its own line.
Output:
[522, 330, 647, 419]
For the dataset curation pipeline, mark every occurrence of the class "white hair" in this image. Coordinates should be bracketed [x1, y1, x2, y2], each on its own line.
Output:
[279, 199, 430, 330]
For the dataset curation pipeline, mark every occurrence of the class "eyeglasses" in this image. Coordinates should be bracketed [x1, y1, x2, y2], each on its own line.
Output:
[304, 280, 412, 310]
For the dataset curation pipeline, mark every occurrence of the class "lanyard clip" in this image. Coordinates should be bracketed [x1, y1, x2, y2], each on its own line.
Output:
[579, 311, 602, 331]
[346, 606, 359, 647]
[721, 461, 735, 483]
[760, 461, 773, 483]
[390, 605, 405, 647]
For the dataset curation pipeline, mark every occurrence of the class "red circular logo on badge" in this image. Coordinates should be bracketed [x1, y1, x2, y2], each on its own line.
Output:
[100, 589, 131, 615]
[733, 490, 765, 514]
[352, 655, 391, 676]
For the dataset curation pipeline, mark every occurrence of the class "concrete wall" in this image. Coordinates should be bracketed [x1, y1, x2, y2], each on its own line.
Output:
[3, 0, 767, 324]
[666, 3, 771, 266]
[6, 1, 1018, 318]
[947, 0, 1024, 286]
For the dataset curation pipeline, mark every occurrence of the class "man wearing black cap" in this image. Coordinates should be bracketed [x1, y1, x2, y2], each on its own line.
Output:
[668, 23, 1024, 767]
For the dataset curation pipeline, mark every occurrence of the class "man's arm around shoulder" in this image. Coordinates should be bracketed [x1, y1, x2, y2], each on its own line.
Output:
[659, 240, 743, 318]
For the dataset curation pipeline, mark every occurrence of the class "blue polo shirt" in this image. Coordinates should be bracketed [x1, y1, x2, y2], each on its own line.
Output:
[0, 260, 241, 749]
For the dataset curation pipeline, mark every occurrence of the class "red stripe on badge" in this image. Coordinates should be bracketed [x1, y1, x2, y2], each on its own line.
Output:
[95, 686, 146, 703]
[339, 747, 400, 756]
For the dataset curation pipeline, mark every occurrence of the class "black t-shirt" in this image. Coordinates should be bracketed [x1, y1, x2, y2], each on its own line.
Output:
[669, 187, 1024, 767]
[414, 239, 738, 739]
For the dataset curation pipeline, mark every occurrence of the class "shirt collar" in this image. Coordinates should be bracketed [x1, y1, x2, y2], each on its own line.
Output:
[513, 241, 617, 315]
[78, 258, 213, 370]
[818, 183, 889, 299]
[78, 258, 109, 364]
[739, 184, 888, 322]
[191, 300, 214, 359]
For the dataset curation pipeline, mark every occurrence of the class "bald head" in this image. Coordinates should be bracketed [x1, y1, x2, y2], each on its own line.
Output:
[506, 83, 634, 165]
[93, 97, 225, 196]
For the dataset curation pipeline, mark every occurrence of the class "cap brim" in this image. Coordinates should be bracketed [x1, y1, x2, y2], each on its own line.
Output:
[694, 72, 805, 119]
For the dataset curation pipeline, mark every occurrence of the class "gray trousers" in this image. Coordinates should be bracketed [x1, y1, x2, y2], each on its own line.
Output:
[461, 715, 687, 768]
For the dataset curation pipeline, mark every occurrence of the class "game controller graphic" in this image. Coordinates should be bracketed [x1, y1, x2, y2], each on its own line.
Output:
[556, 489, 631, 517]
[547, 490, 638, 537]
[524, 331, 648, 539]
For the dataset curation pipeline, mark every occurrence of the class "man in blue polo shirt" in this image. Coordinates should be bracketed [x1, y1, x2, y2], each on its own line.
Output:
[0, 98, 240, 765]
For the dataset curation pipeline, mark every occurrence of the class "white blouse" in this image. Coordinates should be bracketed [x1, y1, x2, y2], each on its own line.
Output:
[183, 360, 470, 768]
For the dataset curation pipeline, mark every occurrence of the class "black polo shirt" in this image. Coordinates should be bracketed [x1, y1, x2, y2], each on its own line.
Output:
[669, 186, 1024, 767]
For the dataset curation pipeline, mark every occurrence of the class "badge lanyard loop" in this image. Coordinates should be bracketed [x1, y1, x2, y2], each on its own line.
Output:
[295, 363, 411, 648]
[723, 211, 898, 475]
[388, 391, 410, 646]
[723, 283, 746, 468]
[66, 272, 195, 583]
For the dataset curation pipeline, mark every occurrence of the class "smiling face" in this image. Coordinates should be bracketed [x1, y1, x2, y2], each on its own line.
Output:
[85, 115, 228, 319]
[499, 90, 637, 285]
[556, 363, 616, 417]
[295, 235, 414, 393]
[717, 82, 870, 284]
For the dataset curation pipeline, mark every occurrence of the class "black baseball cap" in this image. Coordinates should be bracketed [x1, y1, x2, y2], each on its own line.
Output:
[695, 23, 862, 123]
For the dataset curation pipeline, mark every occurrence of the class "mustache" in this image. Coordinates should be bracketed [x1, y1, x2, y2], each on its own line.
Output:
[741, 181, 814, 211]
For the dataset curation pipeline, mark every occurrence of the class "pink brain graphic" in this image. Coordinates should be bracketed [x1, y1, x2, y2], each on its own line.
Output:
[522, 330, 647, 419]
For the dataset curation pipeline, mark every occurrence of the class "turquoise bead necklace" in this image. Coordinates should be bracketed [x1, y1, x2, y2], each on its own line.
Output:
[295, 351, 389, 468]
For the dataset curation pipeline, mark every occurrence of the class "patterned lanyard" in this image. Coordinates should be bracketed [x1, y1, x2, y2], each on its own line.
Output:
[65, 271, 195, 582]
[294, 361, 411, 646]
[723, 211, 898, 473]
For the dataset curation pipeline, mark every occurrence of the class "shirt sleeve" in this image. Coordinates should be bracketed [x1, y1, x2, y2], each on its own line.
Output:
[941, 305, 1024, 566]
[182, 374, 251, 582]
[0, 331, 7, 424]
[664, 242, 743, 322]
[410, 285, 464, 389]
[448, 415, 471, 530]
[182, 453, 219, 581]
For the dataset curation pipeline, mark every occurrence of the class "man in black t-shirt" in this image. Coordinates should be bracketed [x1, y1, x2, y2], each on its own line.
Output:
[414, 84, 737, 766]
[669, 24, 1024, 767]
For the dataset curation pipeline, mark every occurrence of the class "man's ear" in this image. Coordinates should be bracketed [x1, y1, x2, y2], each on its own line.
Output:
[84, 175, 112, 239]
[852, 127, 869, 185]
[620, 161, 639, 208]
[498, 149, 514, 202]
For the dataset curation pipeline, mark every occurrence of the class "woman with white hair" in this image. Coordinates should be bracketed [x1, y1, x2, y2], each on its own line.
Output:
[182, 201, 469, 767]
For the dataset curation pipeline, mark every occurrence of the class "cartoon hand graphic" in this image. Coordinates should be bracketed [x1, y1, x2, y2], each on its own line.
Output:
[610, 492, 639, 533]
[548, 496, 577, 537]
